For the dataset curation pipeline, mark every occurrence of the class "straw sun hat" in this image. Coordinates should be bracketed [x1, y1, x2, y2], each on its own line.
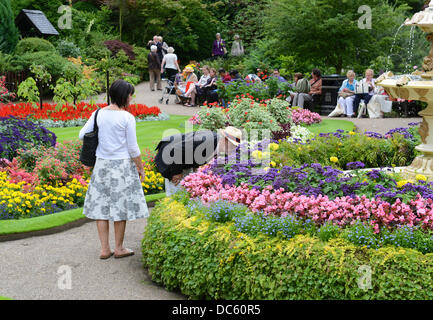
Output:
[218, 126, 243, 146]
[184, 66, 194, 73]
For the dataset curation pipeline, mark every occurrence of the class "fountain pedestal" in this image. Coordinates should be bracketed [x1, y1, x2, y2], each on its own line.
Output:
[376, 1, 433, 181]
[402, 103, 433, 180]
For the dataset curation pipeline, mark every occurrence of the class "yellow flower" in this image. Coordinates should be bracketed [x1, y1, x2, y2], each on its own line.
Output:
[330, 156, 338, 163]
[349, 131, 356, 135]
[269, 143, 279, 151]
[416, 174, 427, 182]
[397, 180, 410, 188]
[270, 161, 276, 167]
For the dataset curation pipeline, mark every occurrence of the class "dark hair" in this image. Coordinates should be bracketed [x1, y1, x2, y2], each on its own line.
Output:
[218, 68, 226, 74]
[312, 68, 321, 78]
[229, 69, 239, 76]
[109, 79, 135, 108]
[273, 68, 279, 72]
[294, 72, 303, 79]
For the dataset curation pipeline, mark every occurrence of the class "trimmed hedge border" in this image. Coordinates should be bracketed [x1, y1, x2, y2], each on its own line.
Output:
[0, 193, 166, 242]
[142, 198, 433, 299]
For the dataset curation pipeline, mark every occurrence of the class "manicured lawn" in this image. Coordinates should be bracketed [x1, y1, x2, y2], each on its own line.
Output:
[304, 119, 355, 135]
[0, 193, 165, 235]
[50, 115, 192, 151]
[0, 296, 12, 300]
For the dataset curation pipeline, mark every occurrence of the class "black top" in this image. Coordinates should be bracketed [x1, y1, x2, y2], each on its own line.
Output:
[154, 130, 219, 180]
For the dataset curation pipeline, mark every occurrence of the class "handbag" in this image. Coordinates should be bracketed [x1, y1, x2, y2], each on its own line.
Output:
[80, 108, 100, 167]
[339, 91, 354, 98]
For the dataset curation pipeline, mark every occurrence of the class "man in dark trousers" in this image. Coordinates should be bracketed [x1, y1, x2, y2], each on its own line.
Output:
[154, 127, 242, 196]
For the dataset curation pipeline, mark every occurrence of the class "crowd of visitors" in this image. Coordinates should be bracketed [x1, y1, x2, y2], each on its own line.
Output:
[147, 33, 396, 117]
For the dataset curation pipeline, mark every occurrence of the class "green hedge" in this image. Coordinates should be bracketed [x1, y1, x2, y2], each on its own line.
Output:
[15, 38, 56, 55]
[142, 198, 433, 299]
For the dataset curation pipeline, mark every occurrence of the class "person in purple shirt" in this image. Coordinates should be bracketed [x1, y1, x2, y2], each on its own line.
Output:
[212, 33, 226, 59]
[272, 69, 287, 82]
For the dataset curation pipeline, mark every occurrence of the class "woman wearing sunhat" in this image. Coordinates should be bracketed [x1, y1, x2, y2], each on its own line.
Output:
[154, 126, 243, 196]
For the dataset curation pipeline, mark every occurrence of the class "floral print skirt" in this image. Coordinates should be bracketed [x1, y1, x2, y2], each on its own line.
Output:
[83, 158, 149, 221]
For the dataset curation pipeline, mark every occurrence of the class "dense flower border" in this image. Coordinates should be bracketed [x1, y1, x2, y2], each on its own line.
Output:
[0, 102, 161, 122]
[181, 168, 433, 235]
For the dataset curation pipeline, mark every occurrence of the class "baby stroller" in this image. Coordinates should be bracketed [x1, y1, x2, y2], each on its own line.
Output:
[159, 73, 179, 104]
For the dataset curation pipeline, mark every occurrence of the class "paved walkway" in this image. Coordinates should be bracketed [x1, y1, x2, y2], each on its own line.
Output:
[0, 212, 185, 300]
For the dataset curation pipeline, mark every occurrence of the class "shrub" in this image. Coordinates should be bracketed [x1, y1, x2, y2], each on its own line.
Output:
[103, 40, 136, 60]
[0, 117, 56, 160]
[15, 38, 56, 55]
[142, 199, 433, 299]
[56, 40, 81, 58]
[11, 51, 69, 83]
[197, 107, 227, 131]
[33, 156, 68, 185]
[266, 98, 291, 124]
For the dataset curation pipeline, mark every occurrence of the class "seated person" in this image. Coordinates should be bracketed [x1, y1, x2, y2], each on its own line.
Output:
[184, 68, 218, 107]
[286, 72, 310, 104]
[183, 65, 211, 106]
[353, 68, 376, 116]
[229, 69, 242, 81]
[245, 73, 261, 83]
[292, 68, 322, 108]
[271, 68, 287, 82]
[175, 66, 198, 101]
[337, 70, 357, 117]
[219, 68, 232, 83]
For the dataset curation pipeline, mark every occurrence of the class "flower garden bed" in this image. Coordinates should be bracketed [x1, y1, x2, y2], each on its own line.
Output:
[0, 102, 166, 128]
[142, 122, 433, 299]
[142, 197, 433, 299]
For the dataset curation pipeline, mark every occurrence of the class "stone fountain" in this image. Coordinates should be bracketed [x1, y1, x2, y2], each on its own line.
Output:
[377, 0, 433, 180]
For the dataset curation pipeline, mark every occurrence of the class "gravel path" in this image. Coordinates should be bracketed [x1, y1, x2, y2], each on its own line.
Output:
[0, 213, 185, 300]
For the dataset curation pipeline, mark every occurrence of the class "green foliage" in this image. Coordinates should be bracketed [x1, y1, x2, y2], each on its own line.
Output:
[318, 222, 341, 242]
[272, 129, 419, 170]
[15, 38, 56, 56]
[11, 51, 68, 83]
[132, 46, 149, 80]
[51, 62, 100, 107]
[196, 107, 227, 131]
[17, 77, 39, 104]
[56, 40, 81, 58]
[142, 199, 433, 299]
[0, 0, 19, 53]
[266, 98, 292, 124]
[263, 0, 426, 74]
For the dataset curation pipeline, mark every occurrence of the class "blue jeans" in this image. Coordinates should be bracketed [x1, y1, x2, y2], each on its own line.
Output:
[353, 93, 372, 114]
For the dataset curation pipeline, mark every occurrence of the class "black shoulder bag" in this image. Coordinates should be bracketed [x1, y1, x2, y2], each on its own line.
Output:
[80, 108, 100, 167]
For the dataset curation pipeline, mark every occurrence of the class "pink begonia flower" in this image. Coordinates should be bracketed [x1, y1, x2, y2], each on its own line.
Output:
[181, 172, 433, 233]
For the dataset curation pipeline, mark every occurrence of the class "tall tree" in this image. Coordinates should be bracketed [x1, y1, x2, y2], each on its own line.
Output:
[0, 0, 20, 53]
[264, 0, 417, 74]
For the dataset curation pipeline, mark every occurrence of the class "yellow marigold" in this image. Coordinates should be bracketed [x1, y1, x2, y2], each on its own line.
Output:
[397, 180, 410, 188]
[330, 156, 338, 163]
[269, 143, 279, 151]
[416, 174, 427, 182]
